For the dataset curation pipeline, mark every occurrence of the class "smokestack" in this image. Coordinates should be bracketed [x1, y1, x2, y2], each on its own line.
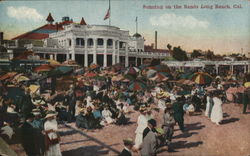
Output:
[155, 31, 157, 49]
[0, 32, 3, 45]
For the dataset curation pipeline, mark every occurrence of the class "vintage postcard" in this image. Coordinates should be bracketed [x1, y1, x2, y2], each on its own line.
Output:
[0, 0, 249, 156]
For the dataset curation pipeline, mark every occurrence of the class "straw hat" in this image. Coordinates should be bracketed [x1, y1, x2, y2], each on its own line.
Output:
[139, 105, 147, 111]
[156, 127, 164, 135]
[123, 138, 134, 145]
[32, 109, 41, 115]
[45, 112, 57, 119]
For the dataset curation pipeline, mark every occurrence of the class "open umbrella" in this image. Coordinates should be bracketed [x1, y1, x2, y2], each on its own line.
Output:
[146, 69, 157, 78]
[90, 64, 100, 70]
[148, 64, 170, 73]
[84, 72, 97, 78]
[47, 59, 61, 66]
[125, 67, 139, 75]
[128, 81, 147, 91]
[0, 72, 18, 81]
[112, 75, 123, 81]
[190, 72, 213, 85]
[55, 66, 73, 74]
[34, 64, 54, 72]
[124, 74, 136, 81]
[13, 74, 30, 82]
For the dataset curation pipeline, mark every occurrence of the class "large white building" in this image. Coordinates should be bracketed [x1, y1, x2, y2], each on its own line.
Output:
[11, 14, 170, 67]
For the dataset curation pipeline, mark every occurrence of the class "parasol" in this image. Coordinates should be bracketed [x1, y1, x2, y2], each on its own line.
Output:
[190, 72, 213, 85]
[128, 81, 147, 91]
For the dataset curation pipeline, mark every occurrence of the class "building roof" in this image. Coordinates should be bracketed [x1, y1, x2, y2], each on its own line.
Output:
[11, 24, 63, 40]
[80, 18, 87, 25]
[144, 45, 169, 53]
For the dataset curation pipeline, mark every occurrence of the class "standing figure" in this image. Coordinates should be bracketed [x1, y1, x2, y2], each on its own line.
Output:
[44, 112, 61, 156]
[134, 106, 148, 149]
[173, 97, 185, 132]
[140, 119, 158, 156]
[210, 94, 223, 125]
[162, 104, 175, 147]
[243, 90, 249, 114]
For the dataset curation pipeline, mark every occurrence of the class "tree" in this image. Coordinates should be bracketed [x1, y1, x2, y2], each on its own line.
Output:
[167, 44, 172, 51]
[191, 49, 202, 58]
[206, 50, 215, 60]
[172, 46, 188, 61]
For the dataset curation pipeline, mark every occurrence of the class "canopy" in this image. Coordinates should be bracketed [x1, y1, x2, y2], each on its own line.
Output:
[244, 82, 250, 88]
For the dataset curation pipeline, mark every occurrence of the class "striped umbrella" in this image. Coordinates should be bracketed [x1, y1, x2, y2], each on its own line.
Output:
[34, 64, 54, 72]
[128, 81, 147, 91]
[191, 72, 213, 85]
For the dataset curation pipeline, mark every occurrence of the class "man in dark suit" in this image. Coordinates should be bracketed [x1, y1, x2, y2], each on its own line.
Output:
[173, 96, 185, 132]
[143, 119, 157, 139]
[119, 138, 134, 156]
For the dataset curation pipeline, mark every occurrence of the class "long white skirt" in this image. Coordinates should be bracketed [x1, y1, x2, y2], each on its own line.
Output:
[46, 143, 61, 156]
[210, 104, 223, 124]
[134, 132, 143, 149]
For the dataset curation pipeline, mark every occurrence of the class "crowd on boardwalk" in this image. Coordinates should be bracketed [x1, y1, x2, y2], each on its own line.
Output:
[0, 61, 249, 156]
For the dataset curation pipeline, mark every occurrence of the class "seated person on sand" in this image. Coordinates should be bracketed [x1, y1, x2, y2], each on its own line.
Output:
[101, 105, 115, 126]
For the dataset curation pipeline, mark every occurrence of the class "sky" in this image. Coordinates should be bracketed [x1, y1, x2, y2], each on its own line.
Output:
[0, 0, 249, 55]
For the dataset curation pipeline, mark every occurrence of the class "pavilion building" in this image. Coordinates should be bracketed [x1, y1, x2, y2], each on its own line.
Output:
[7, 13, 170, 67]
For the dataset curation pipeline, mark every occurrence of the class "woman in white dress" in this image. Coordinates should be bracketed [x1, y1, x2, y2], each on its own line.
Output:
[101, 106, 114, 125]
[210, 95, 223, 125]
[44, 112, 62, 156]
[134, 107, 148, 149]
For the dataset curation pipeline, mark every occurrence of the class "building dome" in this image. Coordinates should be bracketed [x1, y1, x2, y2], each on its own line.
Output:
[133, 33, 142, 38]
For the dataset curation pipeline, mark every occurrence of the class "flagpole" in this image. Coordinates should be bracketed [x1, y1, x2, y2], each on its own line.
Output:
[109, 0, 111, 26]
[136, 16, 138, 34]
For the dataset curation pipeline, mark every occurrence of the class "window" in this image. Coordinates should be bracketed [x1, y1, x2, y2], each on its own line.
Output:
[97, 38, 104, 46]
[107, 39, 113, 46]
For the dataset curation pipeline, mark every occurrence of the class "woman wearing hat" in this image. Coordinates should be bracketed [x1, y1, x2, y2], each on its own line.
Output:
[44, 112, 61, 156]
[134, 105, 148, 150]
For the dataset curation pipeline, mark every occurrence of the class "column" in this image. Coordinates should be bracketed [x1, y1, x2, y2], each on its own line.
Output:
[125, 42, 129, 67]
[71, 37, 76, 60]
[135, 57, 138, 66]
[49, 54, 53, 60]
[244, 65, 246, 74]
[103, 39, 107, 67]
[231, 65, 234, 74]
[84, 38, 88, 67]
[112, 39, 116, 65]
[66, 53, 70, 60]
[54, 53, 57, 61]
[117, 41, 120, 63]
[215, 64, 219, 74]
[93, 38, 97, 64]
[141, 58, 143, 65]
[43, 53, 46, 59]
[248, 64, 250, 73]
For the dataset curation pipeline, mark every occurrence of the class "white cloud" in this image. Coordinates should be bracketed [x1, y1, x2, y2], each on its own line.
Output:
[7, 6, 44, 22]
[150, 13, 209, 29]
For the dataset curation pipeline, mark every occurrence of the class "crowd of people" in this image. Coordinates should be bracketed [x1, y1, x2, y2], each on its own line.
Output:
[0, 63, 249, 156]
